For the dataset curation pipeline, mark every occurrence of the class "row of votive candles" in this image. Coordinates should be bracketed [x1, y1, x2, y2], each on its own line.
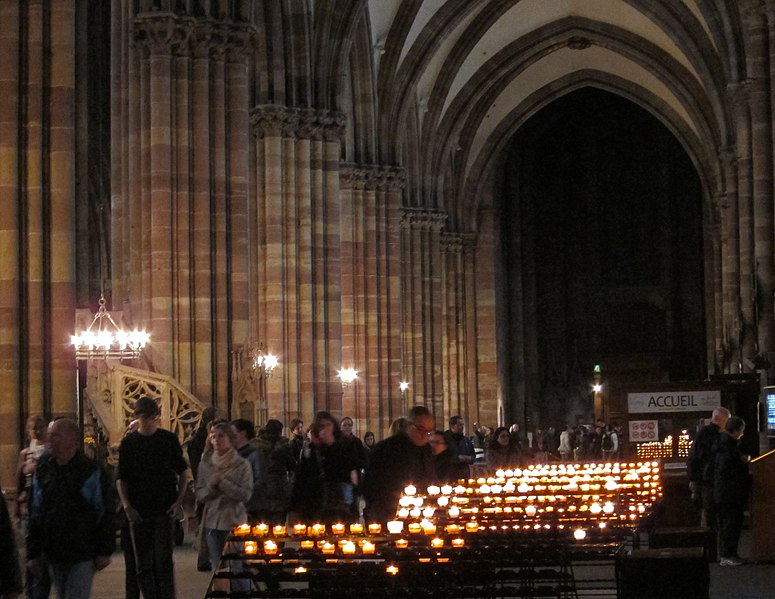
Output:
[234, 522, 380, 537]
[241, 536, 468, 556]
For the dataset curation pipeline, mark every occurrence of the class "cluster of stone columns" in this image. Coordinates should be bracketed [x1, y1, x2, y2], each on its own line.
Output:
[716, 1, 775, 377]
[0, 1, 78, 478]
[111, 7, 254, 407]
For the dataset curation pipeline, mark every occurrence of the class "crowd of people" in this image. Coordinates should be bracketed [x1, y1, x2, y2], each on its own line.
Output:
[0, 399, 755, 597]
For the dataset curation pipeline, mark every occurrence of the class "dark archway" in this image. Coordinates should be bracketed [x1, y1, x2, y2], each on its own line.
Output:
[500, 87, 705, 431]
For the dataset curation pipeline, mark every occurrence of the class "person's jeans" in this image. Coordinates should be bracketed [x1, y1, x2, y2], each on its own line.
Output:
[48, 560, 95, 599]
[205, 528, 249, 592]
[122, 515, 176, 599]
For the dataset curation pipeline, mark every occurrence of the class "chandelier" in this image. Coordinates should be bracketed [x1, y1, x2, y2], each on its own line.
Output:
[337, 367, 358, 387]
[247, 343, 279, 378]
[71, 295, 150, 360]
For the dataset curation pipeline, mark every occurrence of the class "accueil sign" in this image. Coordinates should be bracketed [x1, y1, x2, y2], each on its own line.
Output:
[627, 390, 721, 414]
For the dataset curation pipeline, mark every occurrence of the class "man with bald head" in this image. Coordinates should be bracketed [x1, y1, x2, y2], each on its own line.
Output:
[362, 405, 436, 523]
[687, 406, 731, 561]
[26, 418, 115, 598]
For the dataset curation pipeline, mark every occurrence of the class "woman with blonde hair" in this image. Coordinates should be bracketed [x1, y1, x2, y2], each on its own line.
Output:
[195, 422, 252, 590]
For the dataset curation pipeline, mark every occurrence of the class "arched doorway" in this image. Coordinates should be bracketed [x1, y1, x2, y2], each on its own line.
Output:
[499, 87, 705, 431]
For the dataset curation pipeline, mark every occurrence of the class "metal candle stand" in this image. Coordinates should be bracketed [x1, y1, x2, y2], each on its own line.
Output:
[206, 462, 662, 598]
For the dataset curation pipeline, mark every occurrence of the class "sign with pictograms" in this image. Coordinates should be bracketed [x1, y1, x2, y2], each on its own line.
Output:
[629, 420, 658, 442]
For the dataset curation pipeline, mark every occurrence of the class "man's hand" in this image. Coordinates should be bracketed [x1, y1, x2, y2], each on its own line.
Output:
[123, 504, 142, 524]
[688, 481, 697, 492]
[94, 555, 112, 571]
[166, 500, 183, 518]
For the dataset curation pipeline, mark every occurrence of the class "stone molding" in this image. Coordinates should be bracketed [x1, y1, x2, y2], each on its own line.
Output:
[133, 13, 255, 62]
[567, 36, 592, 50]
[441, 232, 477, 254]
[400, 208, 447, 231]
[339, 163, 406, 191]
[250, 105, 347, 141]
[718, 146, 738, 169]
[726, 82, 750, 112]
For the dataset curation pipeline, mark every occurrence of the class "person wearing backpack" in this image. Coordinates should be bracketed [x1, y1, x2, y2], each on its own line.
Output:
[601, 425, 618, 461]
[687, 406, 731, 561]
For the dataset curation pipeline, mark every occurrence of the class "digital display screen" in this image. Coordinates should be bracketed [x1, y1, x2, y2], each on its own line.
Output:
[767, 389, 775, 433]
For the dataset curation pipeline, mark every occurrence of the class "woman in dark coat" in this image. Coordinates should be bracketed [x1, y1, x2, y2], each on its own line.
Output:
[250, 419, 296, 525]
[486, 427, 521, 469]
[290, 411, 360, 523]
[713, 416, 751, 565]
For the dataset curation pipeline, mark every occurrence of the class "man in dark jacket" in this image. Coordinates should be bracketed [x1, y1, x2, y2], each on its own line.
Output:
[686, 406, 730, 560]
[26, 418, 115, 598]
[445, 415, 476, 481]
[714, 416, 751, 566]
[362, 405, 436, 523]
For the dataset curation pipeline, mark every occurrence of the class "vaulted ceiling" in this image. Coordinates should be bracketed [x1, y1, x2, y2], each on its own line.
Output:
[353, 0, 746, 230]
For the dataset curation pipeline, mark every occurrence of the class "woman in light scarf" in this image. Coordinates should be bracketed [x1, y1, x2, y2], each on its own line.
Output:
[195, 422, 252, 590]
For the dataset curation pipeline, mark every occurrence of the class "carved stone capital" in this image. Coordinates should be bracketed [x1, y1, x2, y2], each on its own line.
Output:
[340, 164, 406, 191]
[251, 105, 347, 141]
[226, 22, 256, 63]
[132, 13, 193, 57]
[400, 208, 447, 231]
[441, 232, 477, 254]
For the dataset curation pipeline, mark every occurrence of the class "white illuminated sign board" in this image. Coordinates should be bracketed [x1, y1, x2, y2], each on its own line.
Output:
[627, 390, 721, 414]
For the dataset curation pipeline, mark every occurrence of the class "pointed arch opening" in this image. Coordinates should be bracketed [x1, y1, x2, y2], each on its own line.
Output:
[498, 87, 705, 430]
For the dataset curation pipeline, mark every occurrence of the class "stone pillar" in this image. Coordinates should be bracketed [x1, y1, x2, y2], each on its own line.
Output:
[441, 232, 478, 428]
[340, 164, 405, 435]
[474, 208, 500, 426]
[48, 1, 78, 417]
[0, 2, 21, 477]
[719, 147, 742, 372]
[728, 82, 757, 368]
[741, 2, 775, 371]
[400, 209, 447, 424]
[251, 105, 347, 422]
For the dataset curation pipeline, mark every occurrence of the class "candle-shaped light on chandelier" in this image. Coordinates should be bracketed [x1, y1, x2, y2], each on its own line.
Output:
[337, 367, 358, 387]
